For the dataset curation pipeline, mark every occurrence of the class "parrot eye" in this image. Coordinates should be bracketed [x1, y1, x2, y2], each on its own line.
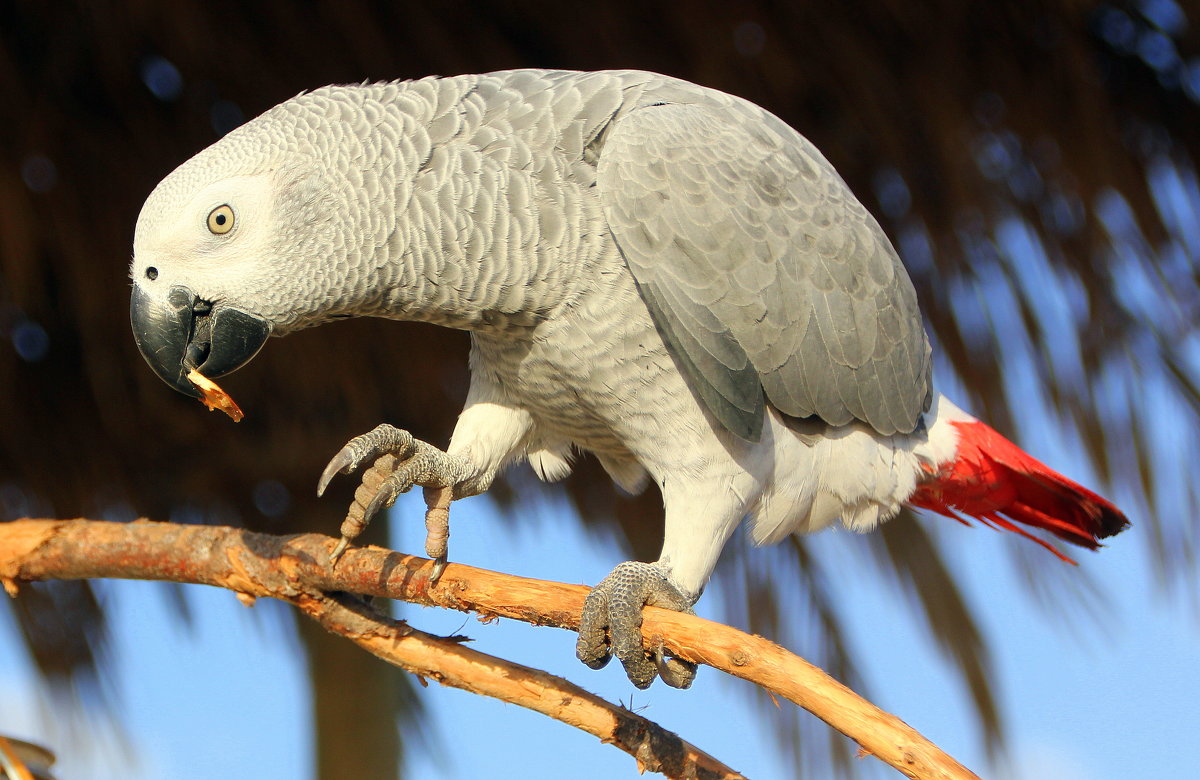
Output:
[145, 266, 158, 281]
[207, 204, 235, 235]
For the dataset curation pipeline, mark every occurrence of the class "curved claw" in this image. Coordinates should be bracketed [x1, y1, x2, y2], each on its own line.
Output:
[317, 424, 416, 498]
[655, 647, 698, 689]
[329, 536, 351, 566]
[428, 555, 447, 584]
[364, 474, 407, 528]
[317, 446, 357, 497]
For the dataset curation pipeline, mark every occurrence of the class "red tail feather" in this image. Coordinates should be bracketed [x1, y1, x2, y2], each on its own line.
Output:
[909, 420, 1129, 563]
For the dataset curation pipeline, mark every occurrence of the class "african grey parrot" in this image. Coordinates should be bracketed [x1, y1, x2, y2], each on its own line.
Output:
[130, 69, 1127, 689]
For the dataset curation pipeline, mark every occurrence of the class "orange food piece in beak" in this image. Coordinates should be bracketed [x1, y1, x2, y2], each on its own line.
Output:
[186, 369, 244, 422]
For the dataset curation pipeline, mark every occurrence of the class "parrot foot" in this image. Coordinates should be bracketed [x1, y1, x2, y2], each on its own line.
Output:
[317, 424, 469, 566]
[575, 561, 699, 689]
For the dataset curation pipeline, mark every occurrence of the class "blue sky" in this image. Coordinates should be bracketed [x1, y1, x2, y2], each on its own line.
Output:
[3, 465, 1197, 780]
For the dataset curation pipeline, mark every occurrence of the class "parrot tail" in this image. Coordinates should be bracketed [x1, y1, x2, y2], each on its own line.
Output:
[908, 419, 1129, 563]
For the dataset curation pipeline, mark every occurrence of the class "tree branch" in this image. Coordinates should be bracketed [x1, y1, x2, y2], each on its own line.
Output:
[1, 518, 978, 780]
[0, 519, 738, 779]
[294, 591, 741, 779]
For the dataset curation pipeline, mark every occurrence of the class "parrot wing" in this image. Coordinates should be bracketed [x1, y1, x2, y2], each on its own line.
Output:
[597, 100, 932, 440]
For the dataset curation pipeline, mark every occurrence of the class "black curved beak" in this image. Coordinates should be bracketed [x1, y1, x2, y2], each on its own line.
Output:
[130, 284, 270, 397]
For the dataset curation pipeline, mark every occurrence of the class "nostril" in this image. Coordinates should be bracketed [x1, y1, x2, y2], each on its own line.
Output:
[193, 300, 212, 315]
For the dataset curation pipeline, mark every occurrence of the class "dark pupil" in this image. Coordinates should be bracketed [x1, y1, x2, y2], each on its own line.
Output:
[146, 267, 158, 280]
[215, 213, 227, 225]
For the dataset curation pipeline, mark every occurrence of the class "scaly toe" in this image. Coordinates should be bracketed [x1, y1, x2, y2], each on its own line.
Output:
[576, 588, 614, 670]
[575, 560, 698, 688]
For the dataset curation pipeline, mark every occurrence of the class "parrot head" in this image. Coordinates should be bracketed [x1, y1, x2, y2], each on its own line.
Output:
[130, 96, 363, 398]
[130, 169, 278, 397]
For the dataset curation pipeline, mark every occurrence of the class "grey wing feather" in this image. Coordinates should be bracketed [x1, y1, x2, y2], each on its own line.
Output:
[639, 281, 763, 441]
[597, 97, 931, 438]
